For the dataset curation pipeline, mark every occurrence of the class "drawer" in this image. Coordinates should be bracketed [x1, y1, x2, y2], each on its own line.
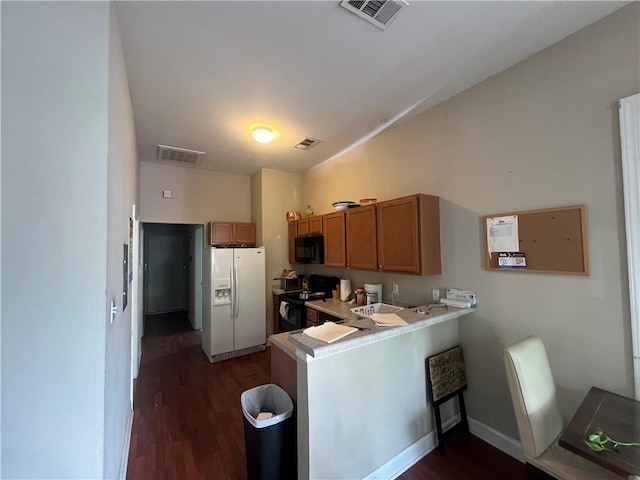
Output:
[306, 308, 318, 325]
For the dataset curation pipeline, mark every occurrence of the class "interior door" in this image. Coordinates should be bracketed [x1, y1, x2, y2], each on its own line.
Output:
[145, 230, 187, 314]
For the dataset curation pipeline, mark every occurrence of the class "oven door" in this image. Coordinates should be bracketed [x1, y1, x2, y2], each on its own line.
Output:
[279, 302, 305, 332]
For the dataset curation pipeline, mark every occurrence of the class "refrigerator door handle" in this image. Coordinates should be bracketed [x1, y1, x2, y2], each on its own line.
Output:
[229, 266, 235, 318]
[234, 265, 239, 317]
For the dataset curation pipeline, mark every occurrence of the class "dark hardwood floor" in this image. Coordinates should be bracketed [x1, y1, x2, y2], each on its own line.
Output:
[144, 310, 194, 337]
[397, 433, 526, 480]
[127, 321, 526, 479]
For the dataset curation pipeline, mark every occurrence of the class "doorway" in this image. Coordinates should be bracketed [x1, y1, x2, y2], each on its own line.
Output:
[142, 223, 204, 337]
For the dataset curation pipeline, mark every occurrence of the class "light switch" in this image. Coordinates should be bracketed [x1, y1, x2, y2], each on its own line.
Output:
[162, 190, 172, 198]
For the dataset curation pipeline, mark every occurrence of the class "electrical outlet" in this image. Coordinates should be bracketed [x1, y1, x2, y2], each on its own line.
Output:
[392, 284, 399, 295]
[432, 288, 440, 301]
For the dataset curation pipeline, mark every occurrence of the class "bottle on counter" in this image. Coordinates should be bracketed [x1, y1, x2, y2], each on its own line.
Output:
[356, 286, 366, 306]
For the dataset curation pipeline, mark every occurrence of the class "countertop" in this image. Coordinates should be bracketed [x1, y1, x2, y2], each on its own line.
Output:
[290, 300, 474, 359]
[268, 299, 360, 359]
[304, 297, 355, 319]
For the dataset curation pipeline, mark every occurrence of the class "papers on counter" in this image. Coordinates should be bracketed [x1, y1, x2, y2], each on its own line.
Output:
[369, 313, 408, 326]
[303, 322, 357, 343]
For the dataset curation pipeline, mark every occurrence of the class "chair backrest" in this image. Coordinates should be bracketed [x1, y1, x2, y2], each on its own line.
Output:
[503, 336, 564, 459]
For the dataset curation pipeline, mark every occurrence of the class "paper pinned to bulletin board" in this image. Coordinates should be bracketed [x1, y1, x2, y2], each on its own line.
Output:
[486, 215, 519, 257]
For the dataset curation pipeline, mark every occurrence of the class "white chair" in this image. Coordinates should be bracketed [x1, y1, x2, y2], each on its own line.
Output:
[503, 336, 623, 480]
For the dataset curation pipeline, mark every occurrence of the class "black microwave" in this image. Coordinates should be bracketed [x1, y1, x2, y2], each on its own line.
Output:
[294, 235, 325, 264]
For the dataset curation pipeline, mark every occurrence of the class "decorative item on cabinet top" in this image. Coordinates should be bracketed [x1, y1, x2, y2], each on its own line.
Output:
[332, 201, 359, 211]
[286, 211, 301, 222]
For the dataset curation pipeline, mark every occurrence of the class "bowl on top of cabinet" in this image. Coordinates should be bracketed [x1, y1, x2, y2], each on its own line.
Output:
[332, 201, 359, 211]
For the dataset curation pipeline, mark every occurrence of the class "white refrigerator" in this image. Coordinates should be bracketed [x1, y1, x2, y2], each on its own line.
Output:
[202, 247, 266, 362]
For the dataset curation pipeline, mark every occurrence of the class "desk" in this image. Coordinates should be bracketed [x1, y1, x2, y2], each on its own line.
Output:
[559, 387, 640, 477]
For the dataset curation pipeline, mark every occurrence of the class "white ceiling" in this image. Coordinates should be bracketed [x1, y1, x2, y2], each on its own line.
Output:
[116, 1, 628, 176]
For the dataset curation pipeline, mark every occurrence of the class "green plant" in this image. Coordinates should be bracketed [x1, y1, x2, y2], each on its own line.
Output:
[584, 427, 640, 452]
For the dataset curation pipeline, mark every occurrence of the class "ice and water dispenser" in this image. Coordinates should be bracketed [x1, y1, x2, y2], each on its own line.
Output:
[213, 278, 231, 305]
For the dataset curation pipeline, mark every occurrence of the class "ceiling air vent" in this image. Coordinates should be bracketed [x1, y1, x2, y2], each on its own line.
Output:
[294, 137, 320, 150]
[157, 145, 205, 166]
[339, 0, 406, 30]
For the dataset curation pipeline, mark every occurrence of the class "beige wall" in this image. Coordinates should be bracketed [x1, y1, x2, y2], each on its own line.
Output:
[253, 168, 304, 334]
[139, 161, 251, 224]
[251, 169, 263, 244]
[304, 4, 640, 441]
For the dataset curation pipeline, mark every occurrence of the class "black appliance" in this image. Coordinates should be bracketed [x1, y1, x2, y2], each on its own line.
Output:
[294, 235, 324, 264]
[278, 274, 339, 332]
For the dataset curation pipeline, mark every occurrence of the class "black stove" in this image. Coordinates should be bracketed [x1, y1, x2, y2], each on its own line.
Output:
[278, 274, 339, 332]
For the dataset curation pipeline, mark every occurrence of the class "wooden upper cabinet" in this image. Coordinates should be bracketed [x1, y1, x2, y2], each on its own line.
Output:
[209, 222, 235, 245]
[296, 216, 323, 237]
[309, 216, 323, 235]
[208, 222, 256, 246]
[288, 221, 298, 264]
[297, 218, 310, 237]
[323, 211, 346, 268]
[235, 223, 256, 245]
[376, 194, 441, 275]
[346, 205, 378, 271]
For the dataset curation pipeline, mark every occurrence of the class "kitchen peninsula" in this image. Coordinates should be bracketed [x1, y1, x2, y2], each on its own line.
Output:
[270, 299, 474, 479]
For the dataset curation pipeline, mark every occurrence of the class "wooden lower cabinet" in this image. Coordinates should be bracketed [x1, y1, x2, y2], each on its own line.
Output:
[307, 307, 341, 326]
[306, 307, 318, 327]
[271, 346, 297, 403]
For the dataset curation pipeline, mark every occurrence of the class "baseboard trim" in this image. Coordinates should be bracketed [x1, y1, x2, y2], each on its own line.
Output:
[363, 415, 523, 479]
[364, 415, 460, 479]
[119, 408, 134, 480]
[468, 416, 524, 462]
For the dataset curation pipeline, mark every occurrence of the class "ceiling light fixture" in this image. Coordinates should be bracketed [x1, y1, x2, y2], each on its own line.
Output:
[252, 126, 275, 144]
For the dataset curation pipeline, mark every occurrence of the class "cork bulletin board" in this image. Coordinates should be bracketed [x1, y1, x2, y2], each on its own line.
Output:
[483, 205, 589, 275]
